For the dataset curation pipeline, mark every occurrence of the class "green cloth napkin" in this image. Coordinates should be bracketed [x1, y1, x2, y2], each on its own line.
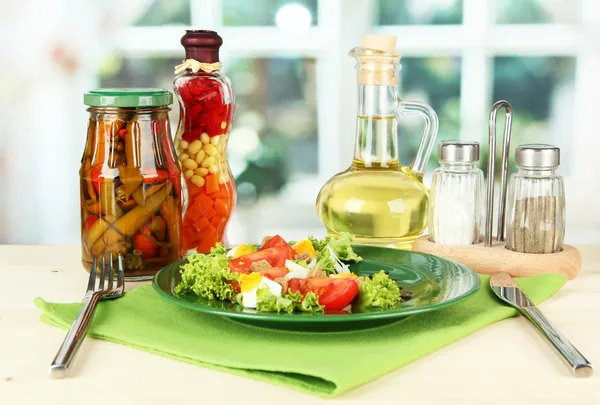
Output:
[35, 274, 565, 397]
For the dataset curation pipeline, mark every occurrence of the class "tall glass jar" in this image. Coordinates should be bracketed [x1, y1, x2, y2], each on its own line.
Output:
[80, 89, 182, 280]
[429, 141, 484, 245]
[173, 30, 236, 254]
[506, 144, 565, 254]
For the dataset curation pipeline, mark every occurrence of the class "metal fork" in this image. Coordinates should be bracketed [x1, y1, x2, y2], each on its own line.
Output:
[48, 252, 125, 378]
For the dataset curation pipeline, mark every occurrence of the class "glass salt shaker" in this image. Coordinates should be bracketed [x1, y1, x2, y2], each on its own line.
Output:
[505, 144, 565, 254]
[429, 141, 484, 245]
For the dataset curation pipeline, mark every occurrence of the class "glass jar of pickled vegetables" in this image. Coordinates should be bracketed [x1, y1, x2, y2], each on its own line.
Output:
[173, 30, 236, 254]
[80, 89, 182, 280]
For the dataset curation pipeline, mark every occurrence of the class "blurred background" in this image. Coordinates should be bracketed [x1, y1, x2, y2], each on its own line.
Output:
[1, 0, 599, 245]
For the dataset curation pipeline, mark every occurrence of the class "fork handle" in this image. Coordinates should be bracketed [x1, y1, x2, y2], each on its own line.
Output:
[521, 307, 593, 378]
[48, 292, 102, 378]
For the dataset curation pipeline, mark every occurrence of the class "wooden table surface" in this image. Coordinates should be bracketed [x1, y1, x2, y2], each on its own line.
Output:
[1, 245, 599, 405]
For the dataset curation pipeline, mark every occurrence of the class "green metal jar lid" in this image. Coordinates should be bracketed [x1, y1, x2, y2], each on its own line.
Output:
[84, 88, 173, 107]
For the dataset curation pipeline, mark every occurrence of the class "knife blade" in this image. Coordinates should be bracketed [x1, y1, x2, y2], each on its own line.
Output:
[490, 271, 593, 378]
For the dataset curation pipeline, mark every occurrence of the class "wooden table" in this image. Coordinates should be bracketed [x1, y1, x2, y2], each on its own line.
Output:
[1, 245, 599, 404]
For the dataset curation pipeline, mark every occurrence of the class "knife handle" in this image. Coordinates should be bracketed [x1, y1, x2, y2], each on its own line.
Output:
[522, 307, 593, 377]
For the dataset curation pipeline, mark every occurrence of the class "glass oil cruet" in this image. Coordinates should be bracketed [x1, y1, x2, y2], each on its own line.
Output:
[316, 35, 439, 249]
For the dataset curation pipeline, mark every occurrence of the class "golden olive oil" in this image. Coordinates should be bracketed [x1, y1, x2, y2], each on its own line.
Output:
[316, 116, 429, 250]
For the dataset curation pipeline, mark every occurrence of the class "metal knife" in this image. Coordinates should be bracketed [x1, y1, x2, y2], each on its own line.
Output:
[490, 271, 593, 378]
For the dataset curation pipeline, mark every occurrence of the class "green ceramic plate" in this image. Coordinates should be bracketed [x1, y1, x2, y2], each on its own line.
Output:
[152, 245, 480, 332]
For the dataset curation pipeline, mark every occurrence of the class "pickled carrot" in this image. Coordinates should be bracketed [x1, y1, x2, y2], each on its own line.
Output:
[214, 199, 230, 216]
[194, 193, 214, 209]
[205, 174, 219, 194]
[192, 217, 210, 232]
[199, 204, 216, 220]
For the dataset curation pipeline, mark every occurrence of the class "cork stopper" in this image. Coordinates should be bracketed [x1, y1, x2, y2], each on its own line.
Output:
[351, 34, 400, 86]
[360, 34, 397, 54]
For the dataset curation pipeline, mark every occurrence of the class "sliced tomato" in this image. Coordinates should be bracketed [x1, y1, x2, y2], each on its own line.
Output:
[309, 278, 359, 311]
[228, 247, 288, 273]
[260, 235, 296, 259]
[288, 278, 312, 295]
[288, 277, 359, 311]
[258, 267, 289, 280]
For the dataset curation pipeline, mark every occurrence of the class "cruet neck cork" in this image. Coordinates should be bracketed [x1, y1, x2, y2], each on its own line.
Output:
[361, 34, 397, 54]
[181, 30, 222, 63]
[350, 34, 401, 86]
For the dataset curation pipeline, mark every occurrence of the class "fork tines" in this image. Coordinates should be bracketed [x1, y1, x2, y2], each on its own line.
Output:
[87, 252, 125, 295]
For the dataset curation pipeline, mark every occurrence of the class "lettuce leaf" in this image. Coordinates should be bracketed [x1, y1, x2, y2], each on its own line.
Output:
[314, 245, 337, 274]
[310, 233, 361, 264]
[358, 271, 401, 309]
[174, 244, 239, 302]
[298, 292, 324, 313]
[328, 232, 362, 262]
[308, 235, 330, 253]
[310, 232, 362, 275]
[244, 243, 258, 251]
[256, 287, 296, 313]
[255, 289, 324, 313]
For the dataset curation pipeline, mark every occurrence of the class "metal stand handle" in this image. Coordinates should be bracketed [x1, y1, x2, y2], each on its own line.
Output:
[485, 100, 513, 246]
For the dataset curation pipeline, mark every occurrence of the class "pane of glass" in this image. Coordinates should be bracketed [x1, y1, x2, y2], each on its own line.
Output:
[99, 56, 318, 205]
[495, 0, 580, 24]
[397, 57, 462, 170]
[99, 56, 183, 129]
[222, 0, 318, 27]
[377, 0, 463, 25]
[225, 58, 318, 203]
[133, 0, 191, 26]
[490, 56, 575, 175]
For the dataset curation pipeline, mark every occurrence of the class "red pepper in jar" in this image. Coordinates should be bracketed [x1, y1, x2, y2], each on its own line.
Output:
[90, 164, 103, 193]
[133, 226, 158, 259]
[84, 215, 99, 231]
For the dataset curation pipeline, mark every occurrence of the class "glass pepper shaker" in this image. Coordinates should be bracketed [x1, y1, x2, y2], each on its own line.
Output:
[429, 141, 484, 245]
[173, 30, 236, 255]
[505, 144, 565, 254]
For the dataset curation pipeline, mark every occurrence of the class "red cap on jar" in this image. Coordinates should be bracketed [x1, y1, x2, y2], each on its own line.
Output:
[181, 30, 222, 63]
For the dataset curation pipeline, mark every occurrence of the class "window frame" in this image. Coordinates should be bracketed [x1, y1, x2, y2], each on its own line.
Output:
[116, 0, 600, 242]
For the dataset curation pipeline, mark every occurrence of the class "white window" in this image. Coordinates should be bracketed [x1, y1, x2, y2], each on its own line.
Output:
[103, 0, 600, 244]
[5, 0, 597, 244]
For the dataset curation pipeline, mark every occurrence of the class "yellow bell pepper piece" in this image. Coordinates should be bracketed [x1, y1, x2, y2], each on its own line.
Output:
[293, 239, 317, 258]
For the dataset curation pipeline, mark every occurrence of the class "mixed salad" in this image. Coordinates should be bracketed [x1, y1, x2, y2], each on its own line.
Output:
[175, 233, 412, 313]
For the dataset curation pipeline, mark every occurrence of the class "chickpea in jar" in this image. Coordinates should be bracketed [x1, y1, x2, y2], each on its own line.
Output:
[80, 89, 182, 280]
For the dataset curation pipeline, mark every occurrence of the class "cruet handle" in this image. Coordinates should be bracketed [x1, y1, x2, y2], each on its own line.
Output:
[395, 100, 439, 177]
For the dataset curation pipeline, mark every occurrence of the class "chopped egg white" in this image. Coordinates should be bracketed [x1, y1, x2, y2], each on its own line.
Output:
[284, 260, 310, 279]
[240, 275, 282, 309]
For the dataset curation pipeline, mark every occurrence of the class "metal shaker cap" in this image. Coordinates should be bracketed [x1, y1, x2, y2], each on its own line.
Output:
[438, 141, 480, 163]
[515, 144, 560, 168]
